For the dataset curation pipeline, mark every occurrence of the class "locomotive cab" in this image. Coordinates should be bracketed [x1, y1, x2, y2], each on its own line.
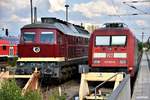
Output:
[91, 35, 128, 72]
[21, 31, 55, 44]
[89, 23, 139, 76]
[93, 35, 127, 64]
[18, 28, 65, 58]
[17, 27, 66, 77]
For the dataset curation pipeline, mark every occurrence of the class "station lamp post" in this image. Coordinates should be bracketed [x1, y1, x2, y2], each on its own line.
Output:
[142, 32, 144, 44]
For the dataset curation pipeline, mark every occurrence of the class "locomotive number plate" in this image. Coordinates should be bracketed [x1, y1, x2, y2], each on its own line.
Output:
[106, 53, 114, 58]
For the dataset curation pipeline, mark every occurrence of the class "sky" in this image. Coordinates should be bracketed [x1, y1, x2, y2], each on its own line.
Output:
[0, 0, 150, 41]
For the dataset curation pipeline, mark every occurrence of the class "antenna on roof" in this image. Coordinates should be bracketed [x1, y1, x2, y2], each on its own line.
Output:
[65, 4, 69, 22]
[30, 0, 33, 24]
[34, 7, 37, 23]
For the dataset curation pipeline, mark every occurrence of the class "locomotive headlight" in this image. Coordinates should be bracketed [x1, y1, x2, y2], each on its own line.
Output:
[129, 67, 133, 71]
[119, 60, 127, 64]
[33, 47, 40, 53]
[93, 59, 100, 64]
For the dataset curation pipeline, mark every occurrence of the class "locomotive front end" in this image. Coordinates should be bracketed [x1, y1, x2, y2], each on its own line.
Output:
[17, 27, 65, 78]
[88, 23, 138, 76]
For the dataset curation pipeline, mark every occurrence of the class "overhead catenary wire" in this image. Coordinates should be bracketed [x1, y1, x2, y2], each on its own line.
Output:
[108, 1, 150, 16]
[123, 2, 148, 14]
[108, 0, 149, 38]
[108, 13, 150, 16]
[123, 0, 150, 4]
[109, 0, 125, 21]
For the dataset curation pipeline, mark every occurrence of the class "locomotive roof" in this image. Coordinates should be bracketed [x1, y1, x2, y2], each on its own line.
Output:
[93, 22, 133, 34]
[22, 22, 90, 38]
[22, 23, 56, 29]
[94, 27, 131, 33]
[92, 27, 135, 37]
[96, 27, 130, 31]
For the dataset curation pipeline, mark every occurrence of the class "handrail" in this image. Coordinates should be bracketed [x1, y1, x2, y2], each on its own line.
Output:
[94, 72, 125, 100]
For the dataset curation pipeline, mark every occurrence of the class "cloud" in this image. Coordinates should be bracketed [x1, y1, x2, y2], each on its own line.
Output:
[0, 0, 31, 19]
[136, 20, 146, 26]
[0, 0, 29, 13]
[48, 0, 66, 12]
[122, 0, 150, 6]
[10, 15, 30, 23]
[0, 14, 30, 30]
[73, 0, 118, 18]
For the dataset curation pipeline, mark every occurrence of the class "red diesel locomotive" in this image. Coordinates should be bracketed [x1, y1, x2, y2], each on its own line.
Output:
[17, 17, 89, 79]
[88, 23, 142, 77]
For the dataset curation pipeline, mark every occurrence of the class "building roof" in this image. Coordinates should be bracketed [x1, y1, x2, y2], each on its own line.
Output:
[0, 36, 19, 45]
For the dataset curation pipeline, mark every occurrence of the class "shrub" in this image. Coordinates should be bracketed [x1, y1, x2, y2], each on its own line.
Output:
[0, 80, 42, 100]
[7, 57, 18, 67]
[24, 90, 42, 100]
[0, 80, 24, 100]
[48, 89, 66, 100]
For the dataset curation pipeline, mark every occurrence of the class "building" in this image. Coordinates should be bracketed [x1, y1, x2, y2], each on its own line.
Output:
[83, 23, 100, 33]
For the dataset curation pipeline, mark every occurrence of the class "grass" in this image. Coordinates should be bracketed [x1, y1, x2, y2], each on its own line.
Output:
[0, 79, 67, 100]
[0, 80, 42, 100]
[48, 89, 66, 100]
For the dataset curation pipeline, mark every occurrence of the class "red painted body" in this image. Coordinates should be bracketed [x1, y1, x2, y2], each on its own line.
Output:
[0, 38, 17, 57]
[18, 28, 88, 59]
[88, 27, 140, 77]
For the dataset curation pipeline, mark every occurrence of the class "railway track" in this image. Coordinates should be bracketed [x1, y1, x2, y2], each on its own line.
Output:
[0, 65, 80, 99]
[42, 79, 80, 100]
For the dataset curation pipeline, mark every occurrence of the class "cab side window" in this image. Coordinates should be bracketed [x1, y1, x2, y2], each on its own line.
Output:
[2, 45, 7, 50]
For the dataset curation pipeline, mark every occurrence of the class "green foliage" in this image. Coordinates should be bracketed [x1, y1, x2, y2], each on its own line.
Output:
[48, 90, 66, 100]
[24, 90, 42, 100]
[138, 42, 143, 51]
[144, 42, 150, 51]
[0, 80, 24, 100]
[0, 80, 42, 100]
[0, 79, 68, 100]
[7, 57, 18, 67]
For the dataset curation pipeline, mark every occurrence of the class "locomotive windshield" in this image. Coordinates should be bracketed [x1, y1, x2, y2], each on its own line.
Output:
[96, 36, 110, 46]
[95, 35, 127, 46]
[40, 32, 54, 44]
[112, 36, 126, 46]
[23, 32, 35, 43]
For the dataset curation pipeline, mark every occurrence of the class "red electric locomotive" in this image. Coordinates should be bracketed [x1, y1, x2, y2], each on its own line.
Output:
[17, 17, 89, 80]
[88, 23, 142, 77]
[0, 37, 18, 58]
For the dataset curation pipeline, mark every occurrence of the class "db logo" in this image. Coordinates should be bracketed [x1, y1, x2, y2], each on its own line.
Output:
[33, 47, 40, 53]
[106, 53, 113, 58]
